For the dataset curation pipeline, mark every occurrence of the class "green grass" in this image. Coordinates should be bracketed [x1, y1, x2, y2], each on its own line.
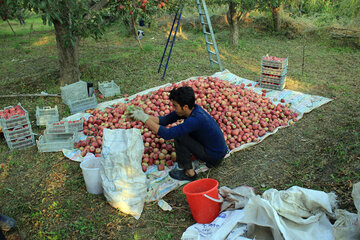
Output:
[0, 14, 360, 239]
[0, 15, 53, 37]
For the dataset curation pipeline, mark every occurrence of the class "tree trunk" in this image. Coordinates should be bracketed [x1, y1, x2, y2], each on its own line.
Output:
[53, 20, 80, 85]
[123, 17, 135, 36]
[228, 1, 239, 46]
[270, 5, 281, 32]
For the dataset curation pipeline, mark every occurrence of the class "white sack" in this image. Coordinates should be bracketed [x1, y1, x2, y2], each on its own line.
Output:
[219, 186, 256, 212]
[332, 182, 360, 240]
[262, 186, 337, 224]
[352, 182, 360, 213]
[100, 128, 146, 219]
[243, 187, 335, 240]
[181, 210, 251, 240]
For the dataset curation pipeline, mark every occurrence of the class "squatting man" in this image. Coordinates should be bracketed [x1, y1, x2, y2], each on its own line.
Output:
[130, 86, 228, 181]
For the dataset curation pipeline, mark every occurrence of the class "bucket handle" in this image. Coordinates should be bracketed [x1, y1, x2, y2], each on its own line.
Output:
[204, 194, 223, 203]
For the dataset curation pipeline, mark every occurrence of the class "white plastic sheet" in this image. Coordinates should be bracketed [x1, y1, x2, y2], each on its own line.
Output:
[63, 70, 333, 204]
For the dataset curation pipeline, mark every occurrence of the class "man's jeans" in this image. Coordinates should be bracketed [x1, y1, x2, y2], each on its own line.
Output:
[174, 134, 223, 170]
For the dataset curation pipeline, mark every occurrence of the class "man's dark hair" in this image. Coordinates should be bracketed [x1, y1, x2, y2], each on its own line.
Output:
[169, 86, 195, 109]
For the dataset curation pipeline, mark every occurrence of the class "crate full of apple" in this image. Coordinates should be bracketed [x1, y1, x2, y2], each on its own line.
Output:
[0, 103, 35, 150]
[0, 103, 30, 129]
[260, 56, 288, 90]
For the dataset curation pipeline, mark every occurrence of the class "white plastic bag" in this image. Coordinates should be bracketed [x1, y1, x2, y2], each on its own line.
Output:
[332, 182, 360, 240]
[181, 210, 251, 240]
[100, 128, 146, 219]
[219, 186, 256, 212]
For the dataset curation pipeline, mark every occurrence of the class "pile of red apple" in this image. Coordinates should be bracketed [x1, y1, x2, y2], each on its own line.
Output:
[263, 56, 287, 63]
[0, 105, 26, 120]
[75, 76, 299, 172]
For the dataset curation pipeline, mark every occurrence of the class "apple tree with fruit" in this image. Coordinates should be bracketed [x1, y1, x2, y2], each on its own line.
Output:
[8, 0, 173, 85]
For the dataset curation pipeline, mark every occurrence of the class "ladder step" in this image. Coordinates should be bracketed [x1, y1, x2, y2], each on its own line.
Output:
[201, 21, 208, 25]
[206, 41, 214, 45]
[208, 50, 216, 55]
[211, 59, 219, 64]
[204, 32, 211, 35]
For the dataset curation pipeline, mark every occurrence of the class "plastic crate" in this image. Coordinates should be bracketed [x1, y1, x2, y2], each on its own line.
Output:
[67, 95, 98, 114]
[260, 80, 285, 91]
[36, 106, 60, 126]
[37, 132, 76, 152]
[261, 56, 288, 68]
[260, 74, 286, 85]
[61, 80, 89, 105]
[99, 81, 121, 97]
[0, 103, 30, 129]
[261, 66, 287, 76]
[46, 119, 83, 134]
[6, 135, 35, 150]
[3, 125, 33, 142]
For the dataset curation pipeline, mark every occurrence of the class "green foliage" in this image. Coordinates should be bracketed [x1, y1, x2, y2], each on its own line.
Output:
[2, 0, 174, 47]
[329, 0, 360, 19]
[258, 0, 284, 10]
[286, 0, 360, 20]
[207, 0, 258, 12]
[0, 0, 25, 22]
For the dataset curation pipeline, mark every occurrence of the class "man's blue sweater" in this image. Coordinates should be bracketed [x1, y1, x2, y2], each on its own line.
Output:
[157, 104, 228, 160]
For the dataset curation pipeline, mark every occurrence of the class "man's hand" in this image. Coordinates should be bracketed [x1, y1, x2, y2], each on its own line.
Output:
[130, 109, 149, 123]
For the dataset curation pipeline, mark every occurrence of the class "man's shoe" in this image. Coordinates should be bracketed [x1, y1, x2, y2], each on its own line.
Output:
[0, 214, 16, 232]
[169, 169, 197, 181]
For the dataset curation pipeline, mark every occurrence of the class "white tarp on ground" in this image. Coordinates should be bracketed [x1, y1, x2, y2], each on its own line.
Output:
[182, 183, 360, 240]
[63, 69, 332, 203]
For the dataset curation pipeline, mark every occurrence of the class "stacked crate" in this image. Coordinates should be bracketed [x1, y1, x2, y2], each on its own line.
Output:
[45, 119, 83, 134]
[36, 119, 83, 152]
[0, 103, 35, 150]
[61, 80, 98, 114]
[37, 132, 76, 152]
[260, 56, 288, 90]
[36, 106, 59, 126]
[99, 81, 121, 97]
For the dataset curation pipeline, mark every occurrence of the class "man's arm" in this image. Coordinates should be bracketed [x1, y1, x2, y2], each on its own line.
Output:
[144, 116, 160, 134]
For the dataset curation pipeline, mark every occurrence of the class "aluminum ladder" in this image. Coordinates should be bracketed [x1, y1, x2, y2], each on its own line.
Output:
[158, 7, 184, 79]
[196, 0, 223, 71]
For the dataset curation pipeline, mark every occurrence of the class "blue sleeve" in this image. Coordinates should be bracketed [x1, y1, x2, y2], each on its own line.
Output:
[157, 116, 200, 140]
[158, 111, 182, 126]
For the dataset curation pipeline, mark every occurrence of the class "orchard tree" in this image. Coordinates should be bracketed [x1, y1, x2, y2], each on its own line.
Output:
[227, 0, 256, 45]
[207, 0, 257, 46]
[258, 0, 284, 32]
[10, 0, 170, 85]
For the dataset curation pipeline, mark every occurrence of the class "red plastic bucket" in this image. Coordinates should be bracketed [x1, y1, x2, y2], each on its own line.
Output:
[182, 178, 223, 224]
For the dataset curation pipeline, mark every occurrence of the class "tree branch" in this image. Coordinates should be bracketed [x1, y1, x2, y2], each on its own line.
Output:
[84, 0, 109, 20]
[0, 94, 60, 98]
